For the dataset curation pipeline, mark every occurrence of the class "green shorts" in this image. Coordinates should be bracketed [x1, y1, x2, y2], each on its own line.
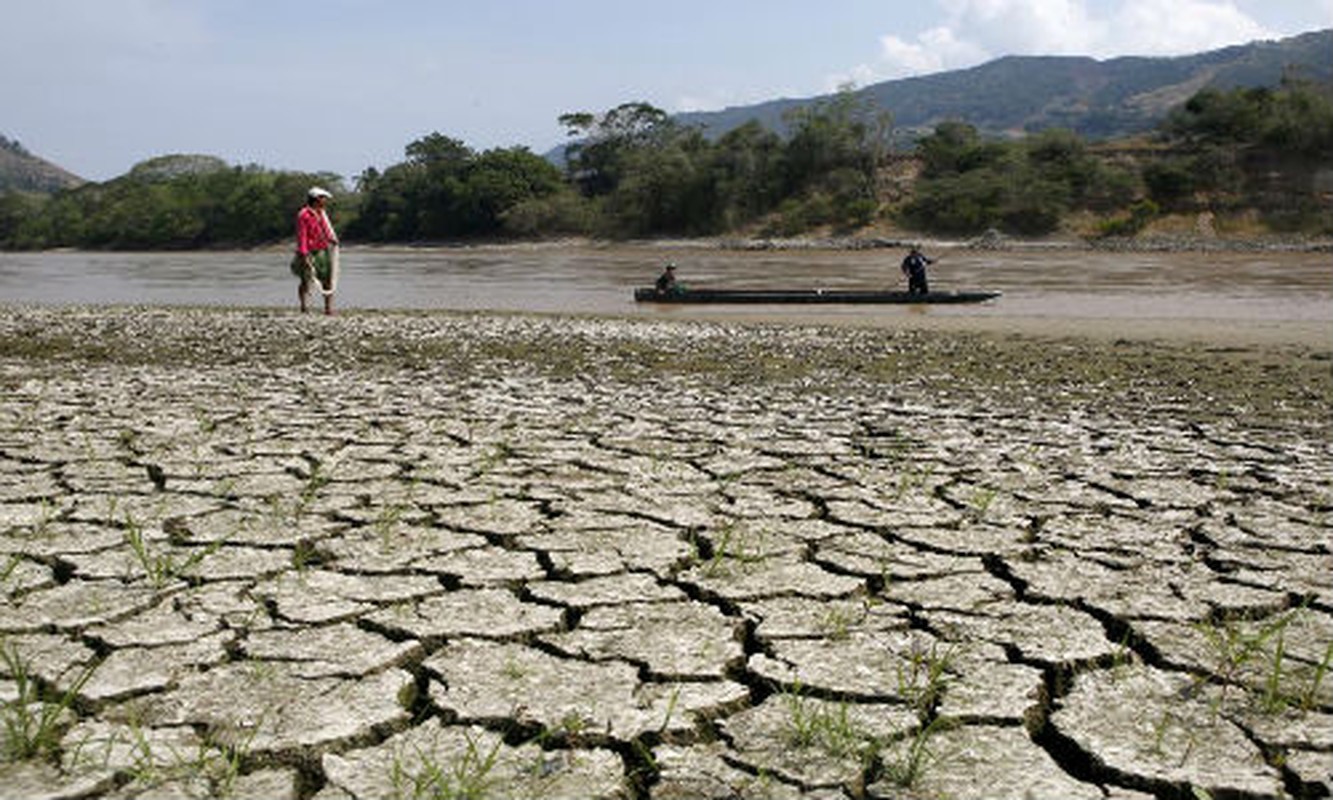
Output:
[291, 249, 332, 286]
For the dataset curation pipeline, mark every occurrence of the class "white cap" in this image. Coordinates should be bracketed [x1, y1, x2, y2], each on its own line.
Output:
[307, 186, 332, 199]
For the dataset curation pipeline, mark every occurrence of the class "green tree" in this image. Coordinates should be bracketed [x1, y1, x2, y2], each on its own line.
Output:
[709, 120, 785, 228]
[0, 192, 47, 247]
[1163, 88, 1268, 146]
[1261, 81, 1333, 155]
[560, 102, 673, 197]
[347, 134, 570, 241]
[603, 126, 721, 235]
[779, 89, 889, 223]
[916, 121, 1005, 177]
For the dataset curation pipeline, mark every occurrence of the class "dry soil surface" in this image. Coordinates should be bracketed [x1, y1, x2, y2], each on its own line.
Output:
[0, 305, 1330, 799]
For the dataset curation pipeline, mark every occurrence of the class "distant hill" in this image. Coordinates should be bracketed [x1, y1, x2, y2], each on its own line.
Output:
[0, 134, 84, 193]
[675, 29, 1333, 142]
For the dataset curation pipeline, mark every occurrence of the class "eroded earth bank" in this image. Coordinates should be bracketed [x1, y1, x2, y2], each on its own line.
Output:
[1, 306, 1330, 799]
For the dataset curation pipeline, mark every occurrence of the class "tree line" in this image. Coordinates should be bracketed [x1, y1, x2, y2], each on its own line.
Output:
[2, 81, 1330, 250]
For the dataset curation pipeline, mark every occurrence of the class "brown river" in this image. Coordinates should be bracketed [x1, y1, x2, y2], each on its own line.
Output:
[1, 245, 1329, 334]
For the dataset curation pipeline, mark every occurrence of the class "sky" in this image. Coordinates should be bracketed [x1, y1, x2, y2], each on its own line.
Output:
[2, 0, 1329, 183]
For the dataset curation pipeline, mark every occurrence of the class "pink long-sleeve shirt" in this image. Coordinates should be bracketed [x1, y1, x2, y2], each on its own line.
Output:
[295, 206, 334, 255]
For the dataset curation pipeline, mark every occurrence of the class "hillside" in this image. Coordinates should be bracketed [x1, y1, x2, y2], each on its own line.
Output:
[0, 134, 84, 193]
[675, 29, 1333, 141]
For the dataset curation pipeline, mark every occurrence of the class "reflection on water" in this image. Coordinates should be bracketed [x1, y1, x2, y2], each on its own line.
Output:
[0, 245, 1329, 323]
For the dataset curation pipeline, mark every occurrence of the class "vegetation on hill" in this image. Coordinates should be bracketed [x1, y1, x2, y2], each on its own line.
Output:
[1, 78, 1330, 250]
[676, 29, 1333, 143]
[0, 154, 336, 249]
[1129, 80, 1333, 234]
[905, 78, 1333, 237]
[0, 134, 83, 194]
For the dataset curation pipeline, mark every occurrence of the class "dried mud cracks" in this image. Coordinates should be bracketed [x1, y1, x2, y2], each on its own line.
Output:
[0, 307, 1330, 799]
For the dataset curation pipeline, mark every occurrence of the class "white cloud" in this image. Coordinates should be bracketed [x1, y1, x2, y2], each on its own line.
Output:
[843, 0, 1283, 85]
[881, 25, 990, 75]
[936, 0, 1101, 55]
[1106, 0, 1269, 55]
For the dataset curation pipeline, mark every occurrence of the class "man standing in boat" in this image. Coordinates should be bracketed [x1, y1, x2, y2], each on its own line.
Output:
[292, 187, 339, 315]
[900, 246, 933, 295]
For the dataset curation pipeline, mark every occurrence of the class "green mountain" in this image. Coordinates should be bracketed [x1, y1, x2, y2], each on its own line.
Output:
[676, 29, 1333, 141]
[0, 134, 84, 193]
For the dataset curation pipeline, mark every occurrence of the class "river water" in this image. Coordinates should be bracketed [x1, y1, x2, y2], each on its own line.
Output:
[0, 245, 1329, 327]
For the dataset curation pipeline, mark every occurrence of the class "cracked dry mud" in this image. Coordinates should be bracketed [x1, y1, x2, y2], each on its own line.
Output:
[0, 305, 1330, 799]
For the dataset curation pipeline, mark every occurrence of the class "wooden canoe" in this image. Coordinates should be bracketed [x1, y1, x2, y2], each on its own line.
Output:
[633, 288, 1001, 304]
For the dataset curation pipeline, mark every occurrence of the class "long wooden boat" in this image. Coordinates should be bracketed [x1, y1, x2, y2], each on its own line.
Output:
[633, 287, 1001, 304]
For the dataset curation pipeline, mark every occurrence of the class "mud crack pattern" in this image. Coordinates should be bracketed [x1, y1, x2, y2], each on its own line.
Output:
[1, 306, 1330, 799]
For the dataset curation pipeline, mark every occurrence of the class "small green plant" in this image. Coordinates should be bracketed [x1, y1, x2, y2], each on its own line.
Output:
[1148, 709, 1176, 756]
[124, 515, 221, 589]
[818, 606, 857, 641]
[1261, 627, 1288, 714]
[26, 498, 59, 539]
[896, 641, 956, 714]
[626, 737, 658, 786]
[0, 639, 95, 762]
[500, 656, 526, 681]
[781, 686, 874, 761]
[104, 718, 256, 796]
[374, 503, 408, 548]
[894, 463, 936, 501]
[1196, 609, 1304, 714]
[296, 462, 331, 516]
[881, 640, 960, 788]
[966, 486, 998, 521]
[1110, 627, 1137, 682]
[1, 554, 20, 586]
[781, 687, 818, 749]
[194, 407, 217, 435]
[553, 711, 592, 742]
[657, 685, 681, 734]
[245, 660, 278, 683]
[1301, 642, 1333, 711]
[197, 724, 257, 797]
[701, 524, 763, 577]
[389, 731, 502, 800]
[290, 538, 318, 572]
[880, 716, 949, 788]
[116, 427, 139, 453]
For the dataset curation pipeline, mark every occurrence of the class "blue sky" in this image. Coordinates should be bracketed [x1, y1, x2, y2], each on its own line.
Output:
[2, 0, 1329, 182]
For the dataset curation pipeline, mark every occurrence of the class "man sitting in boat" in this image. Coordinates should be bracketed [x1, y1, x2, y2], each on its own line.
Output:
[654, 262, 681, 295]
[900, 247, 934, 295]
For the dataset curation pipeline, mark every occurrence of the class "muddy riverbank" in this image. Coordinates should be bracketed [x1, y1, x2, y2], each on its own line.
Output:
[1, 305, 1330, 799]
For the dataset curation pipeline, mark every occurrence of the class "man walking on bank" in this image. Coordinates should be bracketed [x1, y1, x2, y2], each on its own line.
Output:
[900, 246, 933, 296]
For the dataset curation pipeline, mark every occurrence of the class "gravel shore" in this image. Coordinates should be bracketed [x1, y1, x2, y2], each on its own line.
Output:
[1, 305, 1330, 799]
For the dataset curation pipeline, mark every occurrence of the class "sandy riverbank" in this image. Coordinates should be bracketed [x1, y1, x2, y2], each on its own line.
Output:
[1, 305, 1330, 799]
